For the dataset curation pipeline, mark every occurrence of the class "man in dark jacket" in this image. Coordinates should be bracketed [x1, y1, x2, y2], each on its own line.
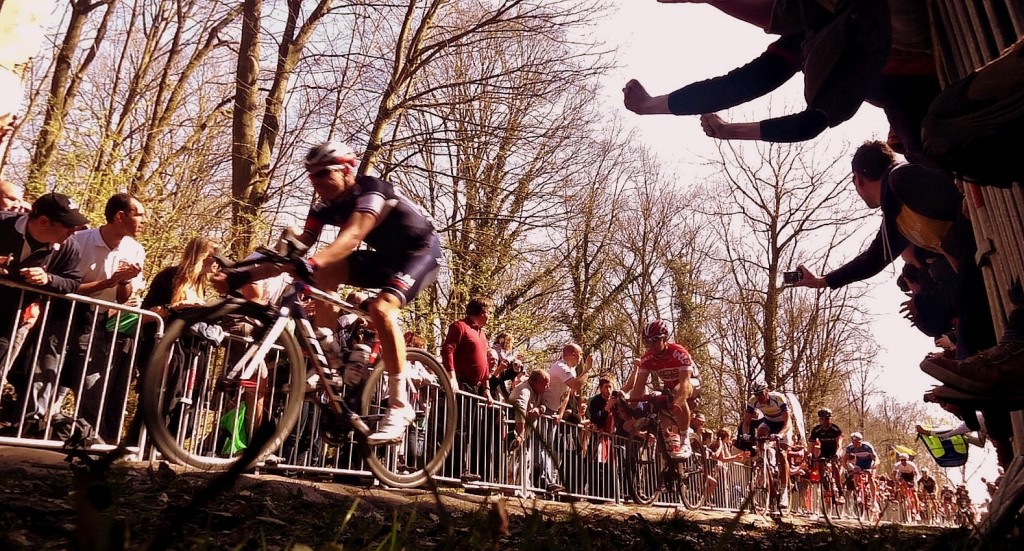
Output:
[790, 141, 1017, 468]
[0, 193, 85, 353]
[0, 193, 85, 419]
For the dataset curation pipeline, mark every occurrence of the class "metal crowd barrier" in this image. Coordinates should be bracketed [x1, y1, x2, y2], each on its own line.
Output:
[0, 283, 961, 522]
[0, 278, 164, 455]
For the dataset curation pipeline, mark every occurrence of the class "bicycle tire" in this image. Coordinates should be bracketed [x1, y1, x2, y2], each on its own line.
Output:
[768, 464, 783, 514]
[677, 446, 707, 510]
[140, 301, 306, 471]
[359, 348, 456, 488]
[745, 458, 769, 512]
[627, 437, 662, 506]
[819, 471, 835, 520]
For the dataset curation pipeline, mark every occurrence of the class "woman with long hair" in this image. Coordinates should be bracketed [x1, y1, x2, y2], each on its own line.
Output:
[168, 236, 220, 308]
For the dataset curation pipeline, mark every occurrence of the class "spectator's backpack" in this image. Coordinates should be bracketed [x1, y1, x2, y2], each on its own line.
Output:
[917, 431, 969, 468]
[922, 37, 1024, 188]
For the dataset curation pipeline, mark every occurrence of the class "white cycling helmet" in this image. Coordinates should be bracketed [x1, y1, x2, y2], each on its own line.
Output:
[898, 452, 909, 460]
[305, 140, 356, 171]
[850, 431, 863, 441]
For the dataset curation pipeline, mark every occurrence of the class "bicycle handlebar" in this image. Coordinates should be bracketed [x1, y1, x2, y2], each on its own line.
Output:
[220, 238, 364, 318]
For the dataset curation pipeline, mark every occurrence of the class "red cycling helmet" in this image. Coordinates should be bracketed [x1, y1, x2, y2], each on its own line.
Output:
[643, 319, 671, 341]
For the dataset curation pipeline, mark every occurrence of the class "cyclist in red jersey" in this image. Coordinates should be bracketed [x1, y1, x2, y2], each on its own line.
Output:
[629, 319, 699, 458]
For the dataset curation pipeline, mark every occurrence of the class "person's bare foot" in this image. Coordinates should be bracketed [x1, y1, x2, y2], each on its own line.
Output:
[622, 79, 652, 114]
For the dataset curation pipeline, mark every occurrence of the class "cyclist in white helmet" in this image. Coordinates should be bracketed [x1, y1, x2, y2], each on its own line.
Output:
[220, 140, 442, 444]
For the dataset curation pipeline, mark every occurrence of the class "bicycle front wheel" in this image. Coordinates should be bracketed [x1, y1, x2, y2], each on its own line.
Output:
[627, 436, 662, 506]
[745, 459, 769, 512]
[359, 348, 456, 488]
[140, 301, 306, 471]
[677, 445, 707, 510]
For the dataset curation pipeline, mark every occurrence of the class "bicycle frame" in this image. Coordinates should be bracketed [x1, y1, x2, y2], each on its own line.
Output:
[223, 280, 375, 436]
[850, 468, 876, 520]
[815, 457, 842, 518]
[625, 401, 706, 509]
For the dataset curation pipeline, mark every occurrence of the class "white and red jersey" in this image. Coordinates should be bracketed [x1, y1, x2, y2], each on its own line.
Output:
[638, 343, 696, 388]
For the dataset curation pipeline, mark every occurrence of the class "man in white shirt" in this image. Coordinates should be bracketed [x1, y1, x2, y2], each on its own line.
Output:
[537, 343, 592, 493]
[35, 193, 147, 442]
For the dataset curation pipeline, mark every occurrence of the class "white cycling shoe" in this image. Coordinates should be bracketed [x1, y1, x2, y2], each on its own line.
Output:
[367, 405, 415, 445]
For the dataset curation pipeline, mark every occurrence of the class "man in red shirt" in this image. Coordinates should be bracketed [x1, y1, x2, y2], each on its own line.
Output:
[441, 297, 493, 482]
[442, 297, 494, 402]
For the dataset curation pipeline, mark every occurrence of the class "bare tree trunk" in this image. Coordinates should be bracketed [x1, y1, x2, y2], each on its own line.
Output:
[230, 0, 332, 257]
[27, 0, 116, 195]
[231, 0, 261, 256]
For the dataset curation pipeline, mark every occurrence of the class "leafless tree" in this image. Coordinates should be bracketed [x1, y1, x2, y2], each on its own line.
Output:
[699, 137, 876, 425]
[26, 0, 117, 195]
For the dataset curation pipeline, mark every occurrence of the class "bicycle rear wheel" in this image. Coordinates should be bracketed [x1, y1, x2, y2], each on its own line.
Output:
[140, 301, 305, 471]
[627, 437, 662, 506]
[359, 348, 456, 488]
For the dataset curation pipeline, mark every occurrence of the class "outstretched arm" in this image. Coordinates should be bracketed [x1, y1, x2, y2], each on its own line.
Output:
[624, 35, 801, 116]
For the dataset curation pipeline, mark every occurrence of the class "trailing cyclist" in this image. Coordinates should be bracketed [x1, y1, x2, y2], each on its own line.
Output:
[808, 407, 845, 504]
[628, 319, 700, 459]
[218, 140, 442, 445]
[892, 452, 921, 519]
[918, 468, 938, 520]
[843, 432, 880, 508]
[740, 381, 792, 510]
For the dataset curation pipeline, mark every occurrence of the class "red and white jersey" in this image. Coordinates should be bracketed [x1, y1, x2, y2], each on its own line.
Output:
[638, 343, 696, 388]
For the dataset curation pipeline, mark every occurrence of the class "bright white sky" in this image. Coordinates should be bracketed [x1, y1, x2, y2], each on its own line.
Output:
[597, 2, 999, 491]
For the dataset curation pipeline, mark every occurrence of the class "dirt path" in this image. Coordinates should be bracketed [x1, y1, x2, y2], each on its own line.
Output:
[0, 446, 981, 550]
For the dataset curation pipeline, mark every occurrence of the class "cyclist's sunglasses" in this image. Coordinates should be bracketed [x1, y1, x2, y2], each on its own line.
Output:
[309, 166, 344, 179]
[643, 336, 664, 345]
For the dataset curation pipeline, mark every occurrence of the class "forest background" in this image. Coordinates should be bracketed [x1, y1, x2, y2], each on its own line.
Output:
[0, 0, 997, 498]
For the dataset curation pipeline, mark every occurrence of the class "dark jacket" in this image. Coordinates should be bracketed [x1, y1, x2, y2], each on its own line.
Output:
[0, 213, 83, 318]
[826, 163, 972, 288]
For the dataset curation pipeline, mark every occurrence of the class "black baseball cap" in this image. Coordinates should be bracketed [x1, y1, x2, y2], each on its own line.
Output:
[31, 192, 89, 227]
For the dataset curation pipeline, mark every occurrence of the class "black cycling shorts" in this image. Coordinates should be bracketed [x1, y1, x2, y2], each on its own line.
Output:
[346, 235, 442, 306]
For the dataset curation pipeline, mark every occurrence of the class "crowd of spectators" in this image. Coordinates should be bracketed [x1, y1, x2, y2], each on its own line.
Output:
[0, 188, 226, 444]
[2, 1, 1021, 512]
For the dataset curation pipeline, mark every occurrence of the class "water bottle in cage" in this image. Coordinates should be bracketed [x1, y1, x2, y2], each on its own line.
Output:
[341, 343, 371, 387]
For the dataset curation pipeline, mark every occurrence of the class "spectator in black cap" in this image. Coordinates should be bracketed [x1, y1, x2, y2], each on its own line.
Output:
[0, 193, 84, 425]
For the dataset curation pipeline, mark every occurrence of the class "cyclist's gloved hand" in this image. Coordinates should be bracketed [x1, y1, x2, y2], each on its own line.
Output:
[770, 434, 781, 442]
[292, 257, 318, 283]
